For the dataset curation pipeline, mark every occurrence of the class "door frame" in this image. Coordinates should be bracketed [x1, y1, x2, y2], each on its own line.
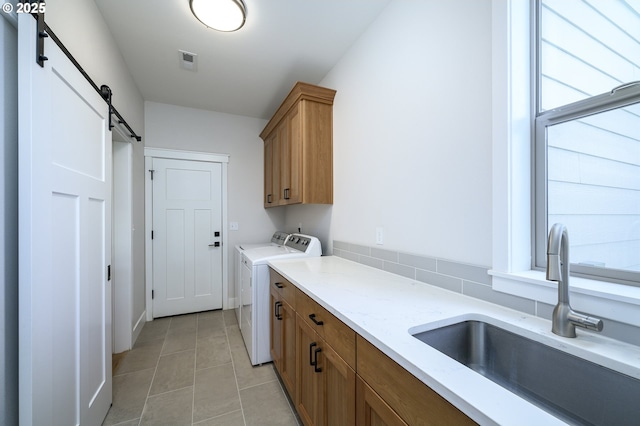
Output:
[144, 147, 229, 321]
[112, 122, 136, 353]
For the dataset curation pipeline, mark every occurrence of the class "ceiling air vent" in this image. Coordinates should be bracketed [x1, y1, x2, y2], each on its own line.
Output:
[179, 50, 198, 72]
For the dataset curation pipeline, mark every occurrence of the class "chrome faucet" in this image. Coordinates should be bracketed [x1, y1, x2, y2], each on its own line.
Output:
[546, 223, 603, 337]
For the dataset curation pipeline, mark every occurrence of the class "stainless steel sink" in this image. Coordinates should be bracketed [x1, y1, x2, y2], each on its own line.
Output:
[412, 320, 640, 425]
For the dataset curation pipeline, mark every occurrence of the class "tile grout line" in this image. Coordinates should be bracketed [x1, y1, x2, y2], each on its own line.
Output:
[226, 313, 249, 426]
[142, 384, 194, 399]
[137, 317, 171, 425]
[236, 377, 279, 392]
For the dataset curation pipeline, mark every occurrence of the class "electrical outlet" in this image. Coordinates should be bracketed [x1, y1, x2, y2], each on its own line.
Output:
[229, 221, 239, 231]
[376, 227, 384, 245]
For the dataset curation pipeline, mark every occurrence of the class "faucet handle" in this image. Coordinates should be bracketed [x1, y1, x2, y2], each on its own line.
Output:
[568, 311, 604, 332]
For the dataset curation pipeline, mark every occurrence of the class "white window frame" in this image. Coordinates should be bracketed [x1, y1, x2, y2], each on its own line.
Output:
[489, 0, 640, 328]
[532, 0, 640, 287]
[534, 92, 640, 287]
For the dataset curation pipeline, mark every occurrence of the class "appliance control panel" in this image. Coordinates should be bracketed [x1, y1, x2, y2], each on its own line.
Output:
[285, 233, 322, 256]
[271, 231, 290, 245]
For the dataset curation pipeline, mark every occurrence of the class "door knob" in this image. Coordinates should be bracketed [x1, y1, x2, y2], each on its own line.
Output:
[208, 242, 220, 247]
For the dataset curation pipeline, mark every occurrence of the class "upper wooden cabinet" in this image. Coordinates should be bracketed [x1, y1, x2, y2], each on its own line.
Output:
[260, 82, 336, 208]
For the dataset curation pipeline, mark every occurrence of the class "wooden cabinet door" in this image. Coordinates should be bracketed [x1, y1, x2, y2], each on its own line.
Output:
[264, 134, 273, 207]
[356, 376, 407, 426]
[270, 285, 282, 368]
[319, 339, 356, 426]
[357, 336, 474, 426]
[282, 103, 302, 204]
[280, 300, 297, 397]
[296, 316, 321, 426]
[296, 313, 355, 426]
[274, 120, 285, 204]
[264, 133, 281, 207]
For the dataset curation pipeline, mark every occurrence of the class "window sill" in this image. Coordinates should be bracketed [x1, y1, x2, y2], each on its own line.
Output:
[488, 270, 640, 328]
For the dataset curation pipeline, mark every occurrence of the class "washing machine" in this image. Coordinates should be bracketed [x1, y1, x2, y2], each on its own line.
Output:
[240, 233, 322, 365]
[234, 231, 290, 325]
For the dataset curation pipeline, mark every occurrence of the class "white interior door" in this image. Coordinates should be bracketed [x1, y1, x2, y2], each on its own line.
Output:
[18, 14, 112, 425]
[152, 158, 223, 317]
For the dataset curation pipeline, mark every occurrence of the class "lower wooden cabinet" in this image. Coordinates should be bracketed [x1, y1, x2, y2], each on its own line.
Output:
[270, 284, 283, 366]
[295, 315, 356, 426]
[269, 267, 474, 426]
[279, 300, 297, 397]
[295, 317, 321, 425]
[270, 277, 296, 398]
[357, 335, 475, 426]
[356, 376, 408, 426]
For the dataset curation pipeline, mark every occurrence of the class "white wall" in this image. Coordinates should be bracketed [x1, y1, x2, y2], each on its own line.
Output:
[284, 204, 333, 253]
[1, 12, 18, 426]
[141, 0, 498, 294]
[42, 0, 147, 343]
[296, 0, 493, 266]
[144, 101, 285, 303]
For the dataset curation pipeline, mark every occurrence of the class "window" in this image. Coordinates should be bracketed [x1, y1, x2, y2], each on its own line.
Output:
[535, 0, 640, 286]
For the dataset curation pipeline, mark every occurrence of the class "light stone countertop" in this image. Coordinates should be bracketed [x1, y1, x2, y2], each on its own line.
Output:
[268, 255, 640, 426]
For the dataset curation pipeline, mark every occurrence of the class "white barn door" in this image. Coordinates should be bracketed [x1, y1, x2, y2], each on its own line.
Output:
[151, 158, 223, 317]
[18, 15, 112, 425]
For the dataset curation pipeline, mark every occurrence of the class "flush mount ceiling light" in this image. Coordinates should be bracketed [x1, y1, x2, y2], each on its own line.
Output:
[190, 0, 247, 32]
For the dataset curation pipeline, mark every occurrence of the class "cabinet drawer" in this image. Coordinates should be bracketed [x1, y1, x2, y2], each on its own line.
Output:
[269, 269, 296, 309]
[356, 335, 475, 426]
[296, 288, 356, 369]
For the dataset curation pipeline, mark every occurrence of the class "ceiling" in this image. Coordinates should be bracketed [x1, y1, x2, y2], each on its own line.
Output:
[94, 0, 391, 120]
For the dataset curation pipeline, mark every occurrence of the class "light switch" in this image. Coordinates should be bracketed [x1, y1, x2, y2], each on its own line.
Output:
[229, 222, 239, 231]
[376, 227, 384, 245]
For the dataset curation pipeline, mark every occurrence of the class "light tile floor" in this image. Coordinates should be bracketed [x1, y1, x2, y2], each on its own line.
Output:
[103, 309, 300, 426]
